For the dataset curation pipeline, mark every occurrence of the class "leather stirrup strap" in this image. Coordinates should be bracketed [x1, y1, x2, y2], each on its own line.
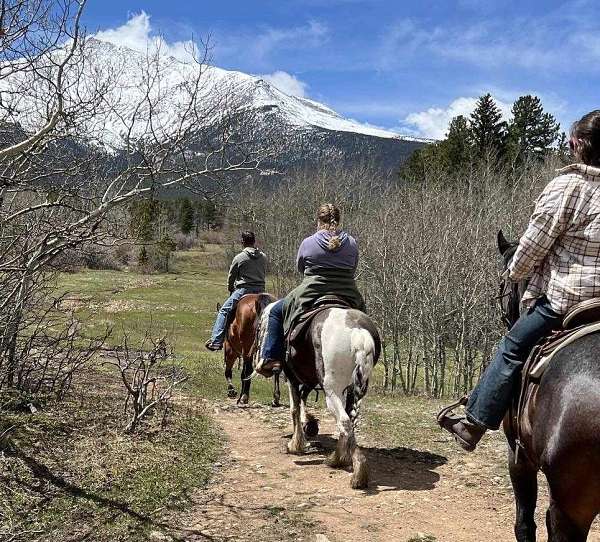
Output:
[436, 395, 468, 424]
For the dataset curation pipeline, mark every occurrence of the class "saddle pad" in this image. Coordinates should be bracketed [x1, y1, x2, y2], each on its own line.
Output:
[530, 321, 600, 379]
[287, 301, 350, 346]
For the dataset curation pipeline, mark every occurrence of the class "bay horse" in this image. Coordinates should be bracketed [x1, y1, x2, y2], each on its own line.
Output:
[497, 230, 600, 541]
[255, 302, 381, 489]
[224, 293, 281, 406]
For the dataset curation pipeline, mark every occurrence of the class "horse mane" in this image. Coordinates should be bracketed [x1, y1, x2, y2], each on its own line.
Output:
[499, 238, 528, 328]
[502, 242, 519, 266]
[255, 293, 275, 315]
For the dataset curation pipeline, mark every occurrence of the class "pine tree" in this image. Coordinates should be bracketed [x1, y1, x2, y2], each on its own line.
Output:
[469, 94, 506, 160]
[398, 142, 449, 181]
[556, 131, 570, 162]
[179, 198, 194, 235]
[445, 115, 472, 170]
[505, 95, 560, 164]
[129, 198, 159, 242]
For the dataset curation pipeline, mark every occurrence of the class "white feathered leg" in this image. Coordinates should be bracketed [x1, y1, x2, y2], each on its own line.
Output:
[287, 380, 306, 454]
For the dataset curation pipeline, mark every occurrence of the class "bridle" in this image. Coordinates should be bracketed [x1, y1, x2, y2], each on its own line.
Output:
[495, 244, 527, 330]
[496, 276, 521, 329]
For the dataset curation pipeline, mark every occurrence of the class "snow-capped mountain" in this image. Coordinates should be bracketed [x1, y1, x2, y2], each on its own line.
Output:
[0, 39, 425, 175]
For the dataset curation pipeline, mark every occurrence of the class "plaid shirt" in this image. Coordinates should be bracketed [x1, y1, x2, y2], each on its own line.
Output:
[509, 163, 600, 315]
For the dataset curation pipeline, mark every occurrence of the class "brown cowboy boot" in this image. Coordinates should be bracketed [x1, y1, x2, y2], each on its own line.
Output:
[438, 415, 486, 452]
[255, 359, 282, 378]
[436, 397, 486, 452]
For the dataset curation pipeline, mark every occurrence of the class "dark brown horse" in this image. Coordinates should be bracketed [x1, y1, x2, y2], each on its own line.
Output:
[224, 293, 281, 406]
[498, 230, 600, 541]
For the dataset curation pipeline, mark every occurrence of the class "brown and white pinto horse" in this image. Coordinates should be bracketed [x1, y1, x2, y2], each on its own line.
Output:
[256, 303, 381, 489]
[224, 293, 281, 406]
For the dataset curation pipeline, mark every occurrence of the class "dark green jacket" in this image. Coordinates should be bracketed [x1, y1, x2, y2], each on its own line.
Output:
[282, 267, 366, 335]
[227, 247, 267, 293]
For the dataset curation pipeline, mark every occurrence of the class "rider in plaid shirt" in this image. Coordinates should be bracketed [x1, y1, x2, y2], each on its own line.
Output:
[439, 110, 600, 452]
[510, 163, 600, 314]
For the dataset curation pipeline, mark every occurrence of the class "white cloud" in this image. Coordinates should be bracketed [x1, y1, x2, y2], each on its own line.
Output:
[93, 12, 198, 62]
[216, 21, 329, 70]
[403, 96, 512, 140]
[254, 21, 328, 60]
[261, 71, 308, 97]
[378, 7, 600, 74]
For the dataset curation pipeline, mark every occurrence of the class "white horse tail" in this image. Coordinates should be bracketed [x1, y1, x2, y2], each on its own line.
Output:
[349, 328, 376, 422]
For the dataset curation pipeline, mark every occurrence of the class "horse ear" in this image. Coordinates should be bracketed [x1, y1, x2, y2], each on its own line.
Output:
[497, 230, 511, 255]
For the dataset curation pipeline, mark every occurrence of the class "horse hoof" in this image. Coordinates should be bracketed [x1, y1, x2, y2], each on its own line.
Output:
[227, 388, 237, 398]
[287, 441, 307, 455]
[271, 399, 281, 408]
[237, 395, 249, 405]
[351, 472, 369, 490]
[303, 419, 319, 437]
[326, 452, 351, 469]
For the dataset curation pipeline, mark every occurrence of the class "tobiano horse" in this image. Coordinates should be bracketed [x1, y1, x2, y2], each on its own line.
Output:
[497, 230, 600, 541]
[224, 293, 281, 406]
[255, 302, 381, 489]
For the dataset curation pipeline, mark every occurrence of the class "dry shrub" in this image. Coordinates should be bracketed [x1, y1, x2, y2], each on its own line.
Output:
[174, 232, 196, 251]
[227, 158, 559, 397]
[104, 335, 187, 433]
[198, 229, 225, 245]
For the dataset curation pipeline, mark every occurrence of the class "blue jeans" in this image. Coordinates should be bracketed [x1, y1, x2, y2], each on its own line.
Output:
[466, 296, 562, 430]
[262, 299, 286, 361]
[210, 287, 263, 345]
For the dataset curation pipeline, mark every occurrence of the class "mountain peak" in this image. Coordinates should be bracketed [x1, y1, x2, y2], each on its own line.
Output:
[0, 37, 426, 174]
[84, 38, 421, 143]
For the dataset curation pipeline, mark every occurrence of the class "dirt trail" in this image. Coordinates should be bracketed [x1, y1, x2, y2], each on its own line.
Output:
[173, 403, 600, 542]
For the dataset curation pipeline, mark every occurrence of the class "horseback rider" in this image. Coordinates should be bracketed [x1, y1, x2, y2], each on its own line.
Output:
[439, 110, 600, 451]
[255, 203, 366, 377]
[205, 231, 267, 351]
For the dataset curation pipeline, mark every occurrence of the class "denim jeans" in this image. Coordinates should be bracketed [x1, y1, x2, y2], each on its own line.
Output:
[466, 296, 562, 430]
[210, 287, 263, 345]
[261, 299, 286, 361]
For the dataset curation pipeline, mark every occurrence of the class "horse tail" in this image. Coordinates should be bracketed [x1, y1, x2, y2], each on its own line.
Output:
[348, 328, 376, 424]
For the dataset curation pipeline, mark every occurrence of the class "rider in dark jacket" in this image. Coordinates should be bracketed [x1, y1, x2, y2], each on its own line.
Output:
[205, 231, 266, 351]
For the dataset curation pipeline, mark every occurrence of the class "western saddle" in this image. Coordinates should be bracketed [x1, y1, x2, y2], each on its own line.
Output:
[512, 297, 600, 461]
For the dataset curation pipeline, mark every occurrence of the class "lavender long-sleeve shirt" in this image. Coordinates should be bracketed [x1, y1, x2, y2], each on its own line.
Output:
[296, 230, 359, 275]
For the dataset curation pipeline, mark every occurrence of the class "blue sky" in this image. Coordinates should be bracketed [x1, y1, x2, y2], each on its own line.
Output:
[83, 0, 599, 138]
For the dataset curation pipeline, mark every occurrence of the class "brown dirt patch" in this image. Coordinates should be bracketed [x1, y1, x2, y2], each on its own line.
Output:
[173, 403, 600, 542]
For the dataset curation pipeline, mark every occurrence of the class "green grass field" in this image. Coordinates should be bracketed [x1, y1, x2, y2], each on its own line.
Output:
[56, 246, 279, 405]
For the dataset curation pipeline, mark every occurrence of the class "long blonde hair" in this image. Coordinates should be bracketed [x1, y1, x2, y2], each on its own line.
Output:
[317, 203, 342, 250]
